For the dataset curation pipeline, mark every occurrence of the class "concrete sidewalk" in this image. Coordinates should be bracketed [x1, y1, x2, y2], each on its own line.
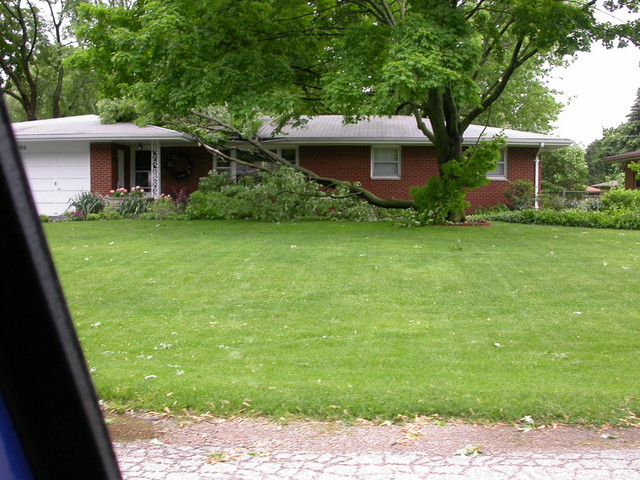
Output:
[114, 443, 640, 479]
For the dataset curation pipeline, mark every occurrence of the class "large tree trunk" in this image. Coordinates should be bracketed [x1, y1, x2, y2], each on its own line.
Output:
[413, 91, 468, 222]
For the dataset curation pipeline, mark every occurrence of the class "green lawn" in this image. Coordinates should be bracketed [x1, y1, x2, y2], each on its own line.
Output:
[45, 220, 640, 425]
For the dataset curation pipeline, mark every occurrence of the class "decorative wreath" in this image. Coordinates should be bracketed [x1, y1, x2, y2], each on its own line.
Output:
[166, 154, 192, 180]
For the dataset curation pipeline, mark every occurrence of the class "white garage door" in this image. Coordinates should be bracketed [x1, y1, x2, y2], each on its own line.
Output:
[20, 142, 91, 216]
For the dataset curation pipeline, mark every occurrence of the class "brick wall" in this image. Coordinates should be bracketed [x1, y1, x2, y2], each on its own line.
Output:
[467, 147, 539, 210]
[90, 143, 214, 196]
[299, 145, 440, 200]
[91, 142, 539, 209]
[299, 145, 539, 209]
[90, 143, 116, 195]
[161, 146, 213, 195]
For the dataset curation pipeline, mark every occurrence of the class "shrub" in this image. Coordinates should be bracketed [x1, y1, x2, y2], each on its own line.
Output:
[116, 195, 152, 216]
[601, 189, 640, 212]
[411, 176, 467, 224]
[577, 197, 603, 211]
[172, 189, 189, 213]
[145, 195, 185, 219]
[538, 192, 568, 211]
[69, 191, 104, 218]
[503, 180, 535, 210]
[471, 208, 640, 230]
[99, 204, 121, 220]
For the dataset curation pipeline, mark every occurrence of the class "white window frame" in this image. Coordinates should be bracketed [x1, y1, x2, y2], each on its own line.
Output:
[213, 149, 234, 176]
[213, 147, 299, 178]
[132, 149, 152, 193]
[267, 146, 299, 166]
[486, 148, 507, 180]
[116, 148, 126, 188]
[371, 146, 401, 180]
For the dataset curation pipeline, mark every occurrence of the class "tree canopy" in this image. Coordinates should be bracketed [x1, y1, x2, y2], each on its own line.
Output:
[1, 0, 99, 120]
[75, 0, 640, 220]
[585, 87, 640, 184]
[542, 144, 589, 193]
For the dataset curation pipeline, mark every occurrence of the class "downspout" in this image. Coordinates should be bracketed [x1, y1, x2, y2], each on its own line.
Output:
[534, 143, 544, 209]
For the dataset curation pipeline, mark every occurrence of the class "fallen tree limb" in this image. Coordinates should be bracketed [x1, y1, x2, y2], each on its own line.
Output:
[191, 111, 415, 210]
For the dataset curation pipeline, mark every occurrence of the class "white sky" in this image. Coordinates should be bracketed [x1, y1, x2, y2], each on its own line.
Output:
[548, 7, 640, 147]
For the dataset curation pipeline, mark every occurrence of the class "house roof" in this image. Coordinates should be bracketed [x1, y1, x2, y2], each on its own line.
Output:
[602, 150, 640, 163]
[258, 115, 573, 149]
[12, 114, 573, 149]
[11, 115, 196, 144]
[590, 180, 619, 188]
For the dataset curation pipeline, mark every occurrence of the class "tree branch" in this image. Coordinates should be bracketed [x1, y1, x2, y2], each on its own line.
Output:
[409, 104, 436, 144]
[461, 38, 539, 130]
[190, 111, 414, 209]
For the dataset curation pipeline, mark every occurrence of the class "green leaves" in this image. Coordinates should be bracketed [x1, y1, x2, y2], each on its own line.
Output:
[73, 0, 640, 218]
[541, 145, 589, 194]
[76, 0, 640, 131]
[76, 0, 333, 123]
[410, 136, 506, 224]
[186, 166, 382, 222]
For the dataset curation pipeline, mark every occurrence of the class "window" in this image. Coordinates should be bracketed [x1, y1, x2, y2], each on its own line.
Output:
[116, 148, 126, 188]
[212, 149, 259, 178]
[487, 149, 507, 179]
[214, 147, 299, 179]
[371, 146, 401, 179]
[213, 149, 232, 175]
[268, 147, 298, 165]
[235, 150, 263, 178]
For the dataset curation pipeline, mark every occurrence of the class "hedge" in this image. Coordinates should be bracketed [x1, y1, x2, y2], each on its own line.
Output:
[472, 208, 640, 230]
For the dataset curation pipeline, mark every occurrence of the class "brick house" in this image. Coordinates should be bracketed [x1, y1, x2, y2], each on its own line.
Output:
[13, 114, 572, 216]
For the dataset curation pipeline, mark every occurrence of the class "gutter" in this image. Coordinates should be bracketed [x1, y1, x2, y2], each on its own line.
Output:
[257, 137, 573, 148]
[14, 134, 197, 144]
[535, 143, 544, 209]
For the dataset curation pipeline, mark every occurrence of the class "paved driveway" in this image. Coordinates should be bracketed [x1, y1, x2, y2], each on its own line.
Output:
[115, 443, 640, 479]
[109, 415, 640, 479]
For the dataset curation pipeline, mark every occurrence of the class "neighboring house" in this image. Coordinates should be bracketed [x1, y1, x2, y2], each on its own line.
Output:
[13, 114, 573, 216]
[602, 151, 640, 190]
[589, 180, 619, 193]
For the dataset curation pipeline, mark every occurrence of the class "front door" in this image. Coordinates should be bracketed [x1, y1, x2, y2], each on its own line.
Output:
[134, 150, 152, 193]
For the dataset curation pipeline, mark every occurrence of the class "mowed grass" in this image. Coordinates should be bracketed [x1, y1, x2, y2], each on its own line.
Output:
[45, 220, 640, 425]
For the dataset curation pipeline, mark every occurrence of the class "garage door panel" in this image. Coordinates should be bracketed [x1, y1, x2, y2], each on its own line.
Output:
[20, 142, 91, 216]
[27, 177, 54, 190]
[23, 159, 53, 178]
[56, 165, 90, 179]
[57, 178, 88, 191]
[33, 190, 57, 202]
